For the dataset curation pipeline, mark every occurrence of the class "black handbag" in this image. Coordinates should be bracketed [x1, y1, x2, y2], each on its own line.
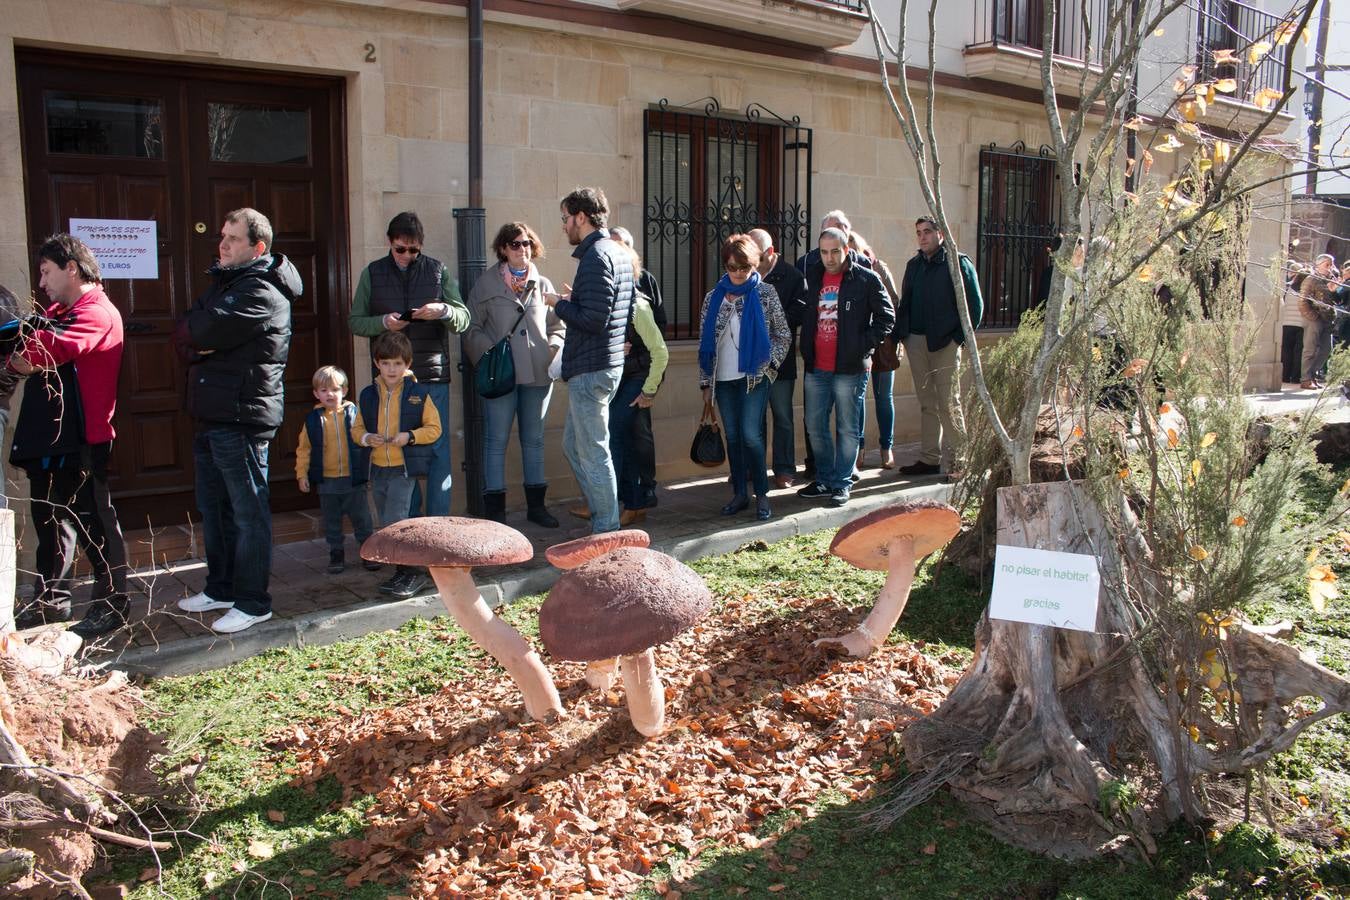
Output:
[475, 305, 527, 399]
[689, 398, 726, 468]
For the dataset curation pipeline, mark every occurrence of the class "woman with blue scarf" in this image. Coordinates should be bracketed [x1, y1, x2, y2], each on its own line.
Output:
[699, 234, 791, 520]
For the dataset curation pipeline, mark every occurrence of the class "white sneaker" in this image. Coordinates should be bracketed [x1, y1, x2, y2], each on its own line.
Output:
[178, 592, 233, 613]
[211, 608, 273, 634]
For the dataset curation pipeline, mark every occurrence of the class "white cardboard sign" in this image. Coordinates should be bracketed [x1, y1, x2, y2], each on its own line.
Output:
[69, 218, 158, 280]
[990, 544, 1101, 632]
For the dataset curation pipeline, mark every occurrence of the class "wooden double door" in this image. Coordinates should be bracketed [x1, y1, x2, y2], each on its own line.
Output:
[16, 50, 349, 530]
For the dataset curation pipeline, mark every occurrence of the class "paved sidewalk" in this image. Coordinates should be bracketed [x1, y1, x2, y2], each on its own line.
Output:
[84, 443, 950, 677]
[50, 383, 1340, 678]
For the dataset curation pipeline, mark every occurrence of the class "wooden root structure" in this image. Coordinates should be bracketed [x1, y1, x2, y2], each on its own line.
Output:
[0, 643, 171, 898]
[894, 483, 1350, 858]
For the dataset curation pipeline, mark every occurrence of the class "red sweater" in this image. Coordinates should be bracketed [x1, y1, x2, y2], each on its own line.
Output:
[19, 288, 124, 444]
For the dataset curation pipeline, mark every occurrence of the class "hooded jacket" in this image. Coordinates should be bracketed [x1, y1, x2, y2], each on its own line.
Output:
[800, 251, 894, 376]
[179, 254, 300, 439]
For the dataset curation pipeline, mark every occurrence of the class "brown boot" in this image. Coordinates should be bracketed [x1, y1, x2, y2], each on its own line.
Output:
[568, 503, 592, 520]
[620, 508, 647, 526]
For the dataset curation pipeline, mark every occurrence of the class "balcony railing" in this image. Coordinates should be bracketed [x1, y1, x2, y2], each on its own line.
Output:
[968, 0, 1111, 64]
[616, 0, 868, 49]
[1195, 0, 1291, 105]
[817, 0, 864, 9]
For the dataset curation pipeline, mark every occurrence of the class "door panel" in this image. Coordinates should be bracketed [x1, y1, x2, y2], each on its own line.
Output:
[17, 51, 348, 529]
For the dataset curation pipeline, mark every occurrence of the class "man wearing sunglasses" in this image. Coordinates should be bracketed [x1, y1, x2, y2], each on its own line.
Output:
[349, 211, 469, 518]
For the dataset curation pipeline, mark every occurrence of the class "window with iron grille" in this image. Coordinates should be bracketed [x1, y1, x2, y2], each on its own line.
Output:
[976, 142, 1062, 329]
[643, 98, 812, 340]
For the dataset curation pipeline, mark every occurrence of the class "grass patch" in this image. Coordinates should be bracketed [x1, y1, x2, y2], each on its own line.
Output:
[106, 513, 1347, 898]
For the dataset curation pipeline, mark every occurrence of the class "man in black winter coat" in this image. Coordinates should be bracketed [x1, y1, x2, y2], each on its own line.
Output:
[173, 208, 299, 635]
[797, 228, 893, 507]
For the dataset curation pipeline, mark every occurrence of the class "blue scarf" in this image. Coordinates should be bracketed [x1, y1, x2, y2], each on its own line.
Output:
[698, 271, 771, 379]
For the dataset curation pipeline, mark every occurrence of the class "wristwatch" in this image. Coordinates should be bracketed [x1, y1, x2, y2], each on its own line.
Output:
[406, 432, 416, 445]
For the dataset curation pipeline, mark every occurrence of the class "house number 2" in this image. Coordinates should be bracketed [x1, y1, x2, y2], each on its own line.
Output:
[363, 43, 377, 63]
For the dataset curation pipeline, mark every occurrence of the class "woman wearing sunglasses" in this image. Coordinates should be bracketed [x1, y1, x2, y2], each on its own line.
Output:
[698, 233, 791, 521]
[465, 222, 565, 526]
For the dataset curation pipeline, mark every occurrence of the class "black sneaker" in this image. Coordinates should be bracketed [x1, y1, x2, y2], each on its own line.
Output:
[386, 573, 428, 599]
[69, 599, 130, 639]
[362, 559, 382, 572]
[899, 461, 941, 476]
[796, 481, 833, 499]
[326, 549, 345, 575]
[15, 600, 72, 630]
[828, 489, 850, 508]
[377, 573, 406, 595]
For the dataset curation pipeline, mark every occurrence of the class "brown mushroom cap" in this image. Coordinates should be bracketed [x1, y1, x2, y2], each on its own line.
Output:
[545, 529, 651, 570]
[829, 500, 961, 571]
[539, 547, 712, 661]
[360, 517, 533, 568]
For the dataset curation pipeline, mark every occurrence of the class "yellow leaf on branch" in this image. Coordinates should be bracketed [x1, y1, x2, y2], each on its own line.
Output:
[1273, 21, 1300, 46]
[1253, 87, 1284, 110]
[1212, 48, 1239, 65]
[1248, 40, 1272, 64]
[1189, 545, 1209, 561]
[1191, 459, 1203, 480]
[1167, 428, 1180, 448]
[1232, 515, 1247, 527]
[1214, 78, 1237, 93]
[1199, 432, 1217, 448]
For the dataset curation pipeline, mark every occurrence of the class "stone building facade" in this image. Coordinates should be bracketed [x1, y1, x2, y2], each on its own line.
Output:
[0, 0, 1300, 531]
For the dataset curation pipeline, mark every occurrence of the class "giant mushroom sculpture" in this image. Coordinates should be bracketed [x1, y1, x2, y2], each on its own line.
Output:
[361, 517, 563, 721]
[544, 530, 652, 690]
[539, 547, 712, 737]
[814, 500, 962, 658]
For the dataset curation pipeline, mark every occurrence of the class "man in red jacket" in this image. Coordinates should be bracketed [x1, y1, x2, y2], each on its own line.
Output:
[11, 234, 128, 639]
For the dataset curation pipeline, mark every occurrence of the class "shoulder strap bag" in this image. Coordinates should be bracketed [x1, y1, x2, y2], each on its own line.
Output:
[475, 304, 527, 400]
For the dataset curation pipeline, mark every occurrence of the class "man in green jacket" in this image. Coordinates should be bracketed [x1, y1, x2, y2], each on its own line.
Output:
[894, 216, 984, 478]
[348, 211, 469, 515]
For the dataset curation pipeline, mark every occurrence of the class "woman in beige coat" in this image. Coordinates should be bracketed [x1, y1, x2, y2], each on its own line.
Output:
[465, 222, 565, 525]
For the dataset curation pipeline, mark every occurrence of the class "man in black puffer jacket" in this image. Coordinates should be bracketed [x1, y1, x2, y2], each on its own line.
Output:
[173, 207, 299, 635]
[544, 187, 633, 535]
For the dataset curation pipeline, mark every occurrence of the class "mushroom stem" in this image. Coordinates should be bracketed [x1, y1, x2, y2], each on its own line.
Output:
[428, 567, 563, 721]
[585, 658, 619, 691]
[619, 648, 664, 737]
[814, 537, 916, 658]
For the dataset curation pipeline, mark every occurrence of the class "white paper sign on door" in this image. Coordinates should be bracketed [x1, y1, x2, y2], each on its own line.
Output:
[990, 544, 1101, 632]
[69, 218, 158, 280]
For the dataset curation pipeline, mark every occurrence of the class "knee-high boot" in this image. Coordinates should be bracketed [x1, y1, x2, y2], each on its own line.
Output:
[524, 483, 559, 528]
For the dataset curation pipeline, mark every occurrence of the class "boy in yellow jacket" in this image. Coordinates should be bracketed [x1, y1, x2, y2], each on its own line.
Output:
[353, 331, 442, 597]
[295, 366, 379, 575]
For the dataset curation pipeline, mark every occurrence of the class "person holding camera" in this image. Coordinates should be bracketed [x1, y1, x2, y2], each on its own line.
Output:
[349, 211, 469, 516]
[10, 235, 128, 639]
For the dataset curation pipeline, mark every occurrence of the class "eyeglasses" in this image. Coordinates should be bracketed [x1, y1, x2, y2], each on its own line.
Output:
[506, 239, 533, 250]
[391, 245, 421, 256]
[560, 212, 574, 223]
[725, 264, 753, 274]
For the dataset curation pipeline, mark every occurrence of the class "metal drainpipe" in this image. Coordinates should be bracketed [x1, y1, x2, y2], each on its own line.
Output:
[1306, 0, 1331, 196]
[456, 0, 487, 516]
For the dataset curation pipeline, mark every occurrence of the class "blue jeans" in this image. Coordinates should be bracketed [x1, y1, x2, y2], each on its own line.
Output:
[194, 428, 272, 616]
[371, 467, 417, 528]
[871, 368, 895, 449]
[803, 371, 863, 492]
[563, 367, 622, 533]
[482, 383, 552, 492]
[409, 382, 452, 516]
[318, 478, 374, 551]
[768, 376, 796, 476]
[715, 377, 772, 498]
[609, 374, 657, 510]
